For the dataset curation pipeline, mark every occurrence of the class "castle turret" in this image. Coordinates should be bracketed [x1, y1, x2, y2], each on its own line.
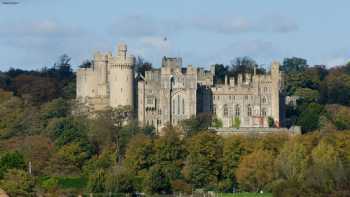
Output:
[108, 43, 135, 109]
[271, 61, 281, 127]
[94, 52, 109, 97]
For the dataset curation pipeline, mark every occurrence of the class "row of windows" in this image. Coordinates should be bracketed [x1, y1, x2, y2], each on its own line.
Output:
[213, 95, 269, 103]
[214, 104, 268, 117]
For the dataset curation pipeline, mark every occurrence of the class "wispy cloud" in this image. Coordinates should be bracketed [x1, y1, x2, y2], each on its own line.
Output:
[109, 14, 299, 38]
[191, 15, 299, 34]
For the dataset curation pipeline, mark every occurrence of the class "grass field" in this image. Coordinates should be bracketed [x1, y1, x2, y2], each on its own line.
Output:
[218, 192, 272, 197]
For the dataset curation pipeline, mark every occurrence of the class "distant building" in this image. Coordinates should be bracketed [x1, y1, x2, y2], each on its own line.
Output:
[76, 43, 284, 135]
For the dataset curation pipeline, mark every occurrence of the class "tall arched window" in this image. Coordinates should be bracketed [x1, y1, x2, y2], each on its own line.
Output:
[172, 99, 175, 114]
[213, 105, 217, 115]
[262, 96, 267, 104]
[182, 98, 185, 114]
[262, 108, 267, 117]
[235, 104, 240, 117]
[177, 95, 180, 115]
[223, 104, 228, 117]
[247, 104, 252, 116]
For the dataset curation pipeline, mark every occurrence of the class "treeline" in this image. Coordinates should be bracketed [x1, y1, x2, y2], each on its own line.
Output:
[0, 55, 350, 196]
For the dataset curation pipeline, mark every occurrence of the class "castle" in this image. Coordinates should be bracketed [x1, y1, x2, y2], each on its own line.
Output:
[77, 43, 284, 134]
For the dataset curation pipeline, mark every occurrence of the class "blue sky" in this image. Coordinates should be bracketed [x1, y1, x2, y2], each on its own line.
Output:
[0, 0, 349, 70]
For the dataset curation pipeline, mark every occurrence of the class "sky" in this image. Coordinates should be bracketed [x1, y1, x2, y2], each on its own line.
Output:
[0, 0, 349, 70]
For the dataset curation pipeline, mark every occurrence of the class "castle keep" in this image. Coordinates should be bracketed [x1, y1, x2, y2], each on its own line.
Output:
[77, 43, 284, 134]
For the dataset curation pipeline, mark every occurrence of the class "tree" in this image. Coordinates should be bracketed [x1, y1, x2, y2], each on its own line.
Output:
[222, 136, 246, 189]
[212, 117, 223, 128]
[297, 103, 324, 132]
[181, 113, 212, 135]
[0, 151, 26, 178]
[324, 69, 350, 106]
[229, 57, 263, 77]
[143, 164, 172, 194]
[87, 169, 106, 193]
[18, 135, 53, 175]
[268, 117, 275, 128]
[213, 64, 229, 84]
[12, 74, 59, 104]
[105, 167, 135, 194]
[152, 128, 186, 191]
[79, 60, 92, 68]
[305, 141, 348, 195]
[282, 57, 308, 73]
[124, 134, 154, 175]
[233, 117, 240, 129]
[236, 150, 274, 192]
[183, 132, 223, 188]
[45, 142, 91, 176]
[274, 140, 309, 183]
[0, 169, 35, 196]
[135, 56, 152, 76]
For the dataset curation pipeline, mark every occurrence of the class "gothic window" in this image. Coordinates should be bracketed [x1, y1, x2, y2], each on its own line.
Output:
[177, 95, 180, 115]
[262, 96, 267, 104]
[262, 108, 267, 117]
[213, 105, 217, 115]
[173, 99, 175, 114]
[229, 95, 232, 100]
[264, 87, 268, 92]
[235, 104, 240, 117]
[223, 104, 228, 117]
[247, 104, 252, 116]
[182, 98, 185, 114]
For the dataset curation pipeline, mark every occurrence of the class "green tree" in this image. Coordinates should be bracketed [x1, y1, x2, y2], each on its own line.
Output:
[183, 132, 223, 188]
[46, 142, 91, 176]
[124, 134, 154, 175]
[233, 117, 240, 128]
[87, 169, 106, 193]
[0, 151, 26, 178]
[297, 103, 324, 132]
[105, 167, 135, 194]
[222, 136, 246, 190]
[0, 169, 35, 196]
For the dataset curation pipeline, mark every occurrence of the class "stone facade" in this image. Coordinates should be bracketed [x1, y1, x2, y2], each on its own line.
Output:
[76, 43, 135, 112]
[211, 62, 283, 128]
[77, 43, 284, 134]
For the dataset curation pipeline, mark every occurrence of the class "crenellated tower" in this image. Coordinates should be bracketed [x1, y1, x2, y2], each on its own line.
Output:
[108, 43, 135, 109]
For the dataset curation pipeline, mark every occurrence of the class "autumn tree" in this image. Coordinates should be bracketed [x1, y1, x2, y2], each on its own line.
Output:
[236, 150, 274, 192]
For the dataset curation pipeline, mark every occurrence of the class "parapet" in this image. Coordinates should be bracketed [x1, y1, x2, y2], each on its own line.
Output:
[93, 52, 108, 62]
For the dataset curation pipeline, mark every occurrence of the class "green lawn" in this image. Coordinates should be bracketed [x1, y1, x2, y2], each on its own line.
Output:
[218, 192, 272, 197]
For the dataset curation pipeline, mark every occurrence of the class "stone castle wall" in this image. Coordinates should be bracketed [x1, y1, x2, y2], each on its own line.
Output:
[77, 43, 284, 134]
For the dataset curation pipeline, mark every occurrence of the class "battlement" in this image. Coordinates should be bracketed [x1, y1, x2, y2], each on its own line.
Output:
[93, 52, 108, 62]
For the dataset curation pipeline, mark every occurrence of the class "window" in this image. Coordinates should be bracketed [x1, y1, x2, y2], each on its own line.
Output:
[262, 97, 267, 104]
[177, 95, 180, 115]
[223, 104, 228, 117]
[262, 108, 267, 117]
[235, 104, 240, 117]
[172, 99, 175, 114]
[245, 95, 248, 100]
[182, 98, 185, 114]
[213, 105, 217, 115]
[247, 104, 252, 116]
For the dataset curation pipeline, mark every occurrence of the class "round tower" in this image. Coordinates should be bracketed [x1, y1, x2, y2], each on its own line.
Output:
[108, 43, 135, 110]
